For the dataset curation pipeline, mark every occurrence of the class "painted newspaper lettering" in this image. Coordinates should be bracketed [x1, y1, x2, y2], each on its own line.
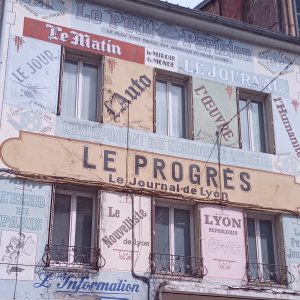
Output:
[0, 178, 51, 281]
[200, 205, 246, 282]
[193, 78, 238, 148]
[282, 215, 300, 291]
[1, 131, 300, 212]
[23, 18, 145, 64]
[100, 191, 151, 272]
[1, 35, 60, 141]
[103, 57, 154, 131]
[72, 0, 254, 71]
[272, 95, 300, 183]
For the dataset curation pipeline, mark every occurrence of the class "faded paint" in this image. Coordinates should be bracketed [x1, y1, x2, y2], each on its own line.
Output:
[103, 57, 154, 131]
[1, 131, 300, 212]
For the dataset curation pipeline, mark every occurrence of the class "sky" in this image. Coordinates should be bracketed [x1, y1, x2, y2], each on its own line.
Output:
[163, 0, 204, 9]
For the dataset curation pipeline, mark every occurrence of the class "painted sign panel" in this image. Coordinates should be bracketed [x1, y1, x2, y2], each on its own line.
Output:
[200, 205, 246, 281]
[282, 215, 300, 291]
[71, 0, 254, 72]
[1, 131, 300, 212]
[103, 57, 154, 131]
[100, 191, 151, 273]
[179, 57, 290, 97]
[31, 270, 146, 299]
[4, 35, 61, 114]
[0, 178, 51, 281]
[145, 48, 178, 72]
[23, 18, 145, 64]
[272, 95, 300, 159]
[193, 78, 238, 148]
[55, 116, 272, 172]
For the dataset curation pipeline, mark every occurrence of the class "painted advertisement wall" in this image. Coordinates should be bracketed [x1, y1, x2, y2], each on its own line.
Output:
[200, 205, 246, 283]
[0, 35, 60, 149]
[1, 131, 300, 212]
[1, 0, 300, 299]
[103, 57, 154, 131]
[100, 191, 151, 273]
[193, 78, 238, 147]
[282, 215, 300, 291]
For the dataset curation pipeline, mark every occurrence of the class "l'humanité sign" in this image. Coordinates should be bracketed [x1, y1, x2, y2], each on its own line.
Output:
[1, 131, 300, 212]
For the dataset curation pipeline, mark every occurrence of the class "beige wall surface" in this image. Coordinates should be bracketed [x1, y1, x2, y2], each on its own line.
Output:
[103, 57, 154, 132]
[1, 131, 299, 213]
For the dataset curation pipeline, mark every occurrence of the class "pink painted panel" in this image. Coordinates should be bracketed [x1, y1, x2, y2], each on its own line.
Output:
[200, 204, 246, 281]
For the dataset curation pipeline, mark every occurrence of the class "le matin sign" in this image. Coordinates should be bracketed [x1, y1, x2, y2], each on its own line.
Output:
[1, 131, 299, 212]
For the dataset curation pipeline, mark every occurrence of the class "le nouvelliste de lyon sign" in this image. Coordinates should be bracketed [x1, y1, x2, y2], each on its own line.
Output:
[1, 132, 299, 212]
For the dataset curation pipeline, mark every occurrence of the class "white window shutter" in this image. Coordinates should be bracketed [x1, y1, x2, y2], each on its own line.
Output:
[275, 214, 287, 282]
[193, 203, 202, 276]
[57, 46, 65, 115]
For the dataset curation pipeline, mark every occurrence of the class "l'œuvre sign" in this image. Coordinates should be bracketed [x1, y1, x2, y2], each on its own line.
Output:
[1, 131, 299, 212]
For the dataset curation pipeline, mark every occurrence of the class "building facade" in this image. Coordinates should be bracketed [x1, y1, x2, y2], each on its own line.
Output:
[0, 1, 300, 300]
[196, 0, 300, 36]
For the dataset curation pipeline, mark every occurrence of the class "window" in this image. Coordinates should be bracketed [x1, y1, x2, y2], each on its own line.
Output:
[247, 214, 281, 283]
[239, 98, 266, 153]
[156, 75, 188, 139]
[60, 55, 100, 122]
[49, 189, 97, 268]
[294, 0, 300, 35]
[152, 202, 198, 275]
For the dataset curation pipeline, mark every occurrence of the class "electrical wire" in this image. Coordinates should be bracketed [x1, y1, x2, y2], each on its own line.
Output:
[13, 180, 26, 300]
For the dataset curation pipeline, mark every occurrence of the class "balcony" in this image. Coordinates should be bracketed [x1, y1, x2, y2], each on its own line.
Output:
[150, 253, 207, 278]
[45, 244, 101, 269]
[247, 263, 294, 285]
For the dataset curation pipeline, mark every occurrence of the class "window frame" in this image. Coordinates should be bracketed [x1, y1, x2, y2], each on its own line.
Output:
[155, 200, 195, 265]
[293, 0, 300, 36]
[50, 188, 96, 267]
[59, 51, 103, 122]
[238, 90, 275, 154]
[156, 72, 192, 139]
[246, 213, 279, 281]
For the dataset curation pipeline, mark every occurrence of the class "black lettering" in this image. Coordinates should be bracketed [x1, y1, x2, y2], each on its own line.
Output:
[189, 164, 200, 184]
[104, 150, 116, 172]
[223, 168, 234, 189]
[240, 172, 251, 191]
[172, 162, 183, 182]
[154, 158, 166, 180]
[83, 146, 96, 169]
[206, 167, 218, 187]
[135, 155, 147, 175]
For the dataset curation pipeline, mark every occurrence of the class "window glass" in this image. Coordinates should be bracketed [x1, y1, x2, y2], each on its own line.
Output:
[155, 206, 169, 254]
[259, 219, 275, 265]
[251, 101, 266, 153]
[61, 60, 78, 118]
[247, 218, 257, 279]
[75, 196, 93, 263]
[296, 0, 300, 13]
[156, 81, 168, 136]
[81, 63, 98, 122]
[174, 208, 191, 273]
[155, 206, 169, 271]
[52, 193, 71, 261]
[171, 84, 186, 138]
[239, 99, 250, 151]
[259, 219, 276, 280]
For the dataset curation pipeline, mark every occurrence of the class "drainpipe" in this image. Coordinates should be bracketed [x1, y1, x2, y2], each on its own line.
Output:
[282, 0, 290, 35]
[287, 0, 296, 36]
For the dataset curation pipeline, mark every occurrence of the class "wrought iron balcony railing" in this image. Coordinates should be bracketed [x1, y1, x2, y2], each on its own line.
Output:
[45, 244, 101, 269]
[150, 253, 208, 278]
[247, 263, 294, 285]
